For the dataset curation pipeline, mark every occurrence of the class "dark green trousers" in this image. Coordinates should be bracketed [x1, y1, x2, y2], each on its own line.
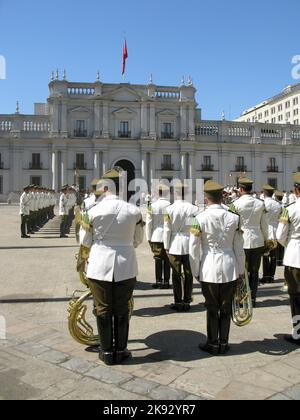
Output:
[87, 278, 136, 317]
[21, 215, 29, 237]
[168, 254, 193, 304]
[245, 247, 264, 300]
[150, 242, 170, 284]
[263, 249, 277, 282]
[202, 281, 237, 345]
[285, 267, 300, 337]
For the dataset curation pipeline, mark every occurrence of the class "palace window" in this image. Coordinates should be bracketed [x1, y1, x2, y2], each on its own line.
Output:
[286, 101, 291, 109]
[30, 153, 42, 170]
[293, 97, 299, 106]
[0, 175, 3, 194]
[78, 176, 86, 191]
[278, 104, 283, 112]
[75, 154, 86, 170]
[74, 120, 87, 137]
[0, 153, 3, 169]
[268, 178, 278, 189]
[119, 121, 131, 138]
[162, 123, 174, 139]
[30, 176, 42, 186]
[162, 155, 173, 170]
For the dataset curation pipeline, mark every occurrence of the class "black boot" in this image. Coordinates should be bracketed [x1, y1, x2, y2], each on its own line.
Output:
[200, 310, 219, 355]
[285, 296, 300, 346]
[153, 259, 163, 289]
[114, 315, 132, 364]
[96, 316, 114, 366]
[219, 311, 232, 355]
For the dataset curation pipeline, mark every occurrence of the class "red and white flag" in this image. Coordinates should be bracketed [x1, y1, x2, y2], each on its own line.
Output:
[122, 39, 128, 76]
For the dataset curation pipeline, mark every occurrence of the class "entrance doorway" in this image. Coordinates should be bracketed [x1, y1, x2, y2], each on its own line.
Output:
[114, 159, 136, 201]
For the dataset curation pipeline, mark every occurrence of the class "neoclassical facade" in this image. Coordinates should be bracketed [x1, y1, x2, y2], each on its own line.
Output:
[1, 75, 300, 201]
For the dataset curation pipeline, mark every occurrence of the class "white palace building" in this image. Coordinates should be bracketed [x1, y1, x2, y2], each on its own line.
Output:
[1, 73, 300, 201]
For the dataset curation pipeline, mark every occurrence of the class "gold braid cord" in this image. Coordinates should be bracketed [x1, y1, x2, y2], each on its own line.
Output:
[68, 246, 134, 347]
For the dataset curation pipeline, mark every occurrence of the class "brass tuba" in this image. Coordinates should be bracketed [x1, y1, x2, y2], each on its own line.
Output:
[232, 271, 253, 327]
[263, 239, 278, 257]
[68, 246, 134, 347]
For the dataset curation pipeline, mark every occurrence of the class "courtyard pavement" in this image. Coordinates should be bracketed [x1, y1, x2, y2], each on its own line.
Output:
[0, 206, 299, 400]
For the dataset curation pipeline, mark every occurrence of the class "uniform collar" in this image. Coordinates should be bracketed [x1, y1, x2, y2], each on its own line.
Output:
[207, 204, 224, 210]
[102, 194, 119, 201]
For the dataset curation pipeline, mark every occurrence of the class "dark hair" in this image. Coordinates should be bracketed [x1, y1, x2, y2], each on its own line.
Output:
[240, 185, 252, 193]
[264, 190, 273, 198]
[206, 191, 223, 203]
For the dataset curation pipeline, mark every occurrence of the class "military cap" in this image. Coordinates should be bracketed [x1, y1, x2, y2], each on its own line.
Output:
[102, 168, 121, 180]
[61, 184, 69, 191]
[294, 172, 300, 188]
[23, 185, 31, 190]
[91, 178, 100, 187]
[262, 184, 275, 192]
[275, 190, 284, 199]
[204, 180, 224, 194]
[238, 177, 254, 187]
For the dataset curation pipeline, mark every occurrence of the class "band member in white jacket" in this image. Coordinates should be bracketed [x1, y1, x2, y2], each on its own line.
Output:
[80, 169, 144, 365]
[230, 177, 269, 307]
[164, 182, 199, 312]
[20, 185, 32, 238]
[146, 185, 171, 289]
[261, 184, 282, 284]
[277, 173, 300, 346]
[190, 181, 245, 355]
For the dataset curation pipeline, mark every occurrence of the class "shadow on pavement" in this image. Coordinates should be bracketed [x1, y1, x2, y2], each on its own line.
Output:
[126, 331, 299, 364]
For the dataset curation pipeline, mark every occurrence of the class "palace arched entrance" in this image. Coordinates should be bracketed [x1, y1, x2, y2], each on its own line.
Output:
[114, 159, 136, 201]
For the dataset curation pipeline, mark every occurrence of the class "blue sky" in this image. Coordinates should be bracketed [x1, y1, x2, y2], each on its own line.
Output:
[0, 0, 299, 119]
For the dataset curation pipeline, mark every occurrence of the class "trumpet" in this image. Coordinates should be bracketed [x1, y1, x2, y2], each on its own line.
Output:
[232, 271, 253, 327]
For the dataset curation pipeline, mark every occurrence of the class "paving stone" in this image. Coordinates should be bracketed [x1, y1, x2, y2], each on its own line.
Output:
[60, 357, 97, 374]
[38, 350, 70, 364]
[16, 342, 49, 357]
[149, 385, 188, 401]
[284, 384, 300, 400]
[86, 365, 132, 385]
[216, 381, 275, 400]
[269, 393, 293, 400]
[143, 362, 188, 386]
[121, 378, 159, 396]
[238, 368, 293, 393]
[184, 394, 209, 400]
[262, 362, 300, 385]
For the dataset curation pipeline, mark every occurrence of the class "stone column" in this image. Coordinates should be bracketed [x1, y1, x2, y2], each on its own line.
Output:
[12, 144, 22, 192]
[150, 151, 156, 185]
[180, 105, 187, 139]
[102, 102, 109, 138]
[141, 151, 148, 180]
[61, 102, 68, 136]
[61, 150, 68, 186]
[94, 150, 100, 179]
[188, 105, 195, 140]
[283, 151, 293, 191]
[181, 153, 187, 180]
[52, 151, 58, 191]
[149, 103, 156, 139]
[252, 148, 262, 191]
[94, 103, 101, 137]
[141, 101, 148, 138]
[102, 150, 108, 174]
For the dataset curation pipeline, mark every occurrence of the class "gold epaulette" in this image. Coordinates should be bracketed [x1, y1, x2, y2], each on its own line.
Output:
[164, 214, 171, 223]
[279, 207, 289, 224]
[229, 203, 238, 215]
[81, 211, 92, 231]
[190, 218, 201, 237]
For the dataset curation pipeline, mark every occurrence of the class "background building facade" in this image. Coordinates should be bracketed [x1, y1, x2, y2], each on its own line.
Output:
[236, 82, 300, 125]
[1, 76, 300, 201]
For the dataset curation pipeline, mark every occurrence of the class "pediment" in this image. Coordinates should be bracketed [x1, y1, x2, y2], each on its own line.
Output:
[101, 86, 148, 102]
[69, 106, 91, 114]
[156, 109, 178, 117]
[113, 107, 137, 117]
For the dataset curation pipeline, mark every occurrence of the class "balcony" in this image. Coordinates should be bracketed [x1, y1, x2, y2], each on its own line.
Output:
[74, 163, 87, 171]
[74, 129, 88, 138]
[235, 165, 248, 172]
[267, 166, 279, 173]
[161, 132, 174, 140]
[202, 164, 214, 171]
[29, 162, 43, 170]
[161, 163, 175, 171]
[118, 131, 131, 139]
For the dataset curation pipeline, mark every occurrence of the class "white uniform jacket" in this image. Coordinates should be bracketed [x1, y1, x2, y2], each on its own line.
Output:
[231, 195, 269, 249]
[189, 205, 245, 283]
[277, 199, 300, 269]
[164, 200, 199, 255]
[80, 194, 144, 283]
[19, 192, 31, 216]
[59, 193, 68, 216]
[264, 197, 282, 240]
[146, 198, 171, 243]
[84, 194, 97, 212]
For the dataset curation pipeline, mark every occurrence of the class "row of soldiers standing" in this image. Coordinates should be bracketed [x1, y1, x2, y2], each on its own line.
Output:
[19, 185, 56, 238]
